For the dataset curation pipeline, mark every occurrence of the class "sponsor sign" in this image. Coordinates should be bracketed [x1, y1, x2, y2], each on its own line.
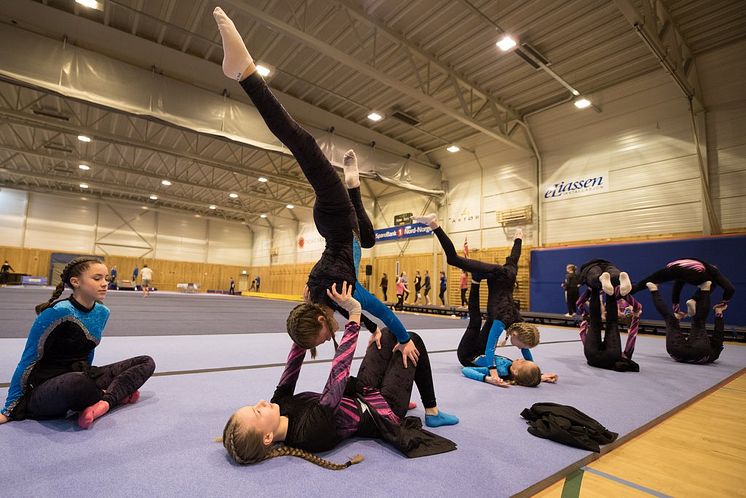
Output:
[375, 223, 432, 242]
[543, 171, 609, 201]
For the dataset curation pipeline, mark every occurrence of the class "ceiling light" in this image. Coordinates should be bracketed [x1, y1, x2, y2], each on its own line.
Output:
[229, 192, 239, 198]
[76, 0, 102, 10]
[497, 35, 517, 52]
[79, 183, 89, 189]
[446, 145, 460, 153]
[78, 164, 90, 170]
[260, 214, 267, 218]
[574, 98, 592, 109]
[77, 135, 92, 143]
[161, 179, 172, 186]
[141, 206, 148, 210]
[256, 64, 271, 77]
[257, 176, 268, 183]
[286, 204, 294, 209]
[209, 204, 217, 210]
[149, 194, 158, 200]
[194, 214, 201, 218]
[367, 112, 383, 122]
[80, 197, 88, 201]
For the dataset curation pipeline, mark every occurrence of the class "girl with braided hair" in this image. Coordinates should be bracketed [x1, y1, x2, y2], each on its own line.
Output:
[0, 257, 155, 429]
[213, 8, 419, 369]
[220, 282, 457, 468]
[459, 270, 557, 388]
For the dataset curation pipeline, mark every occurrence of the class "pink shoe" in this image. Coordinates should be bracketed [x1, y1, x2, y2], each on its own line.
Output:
[407, 401, 417, 410]
[78, 400, 110, 429]
[120, 391, 141, 405]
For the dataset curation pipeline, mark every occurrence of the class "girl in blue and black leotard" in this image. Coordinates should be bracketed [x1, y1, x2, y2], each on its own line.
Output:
[458, 271, 557, 387]
[0, 257, 155, 429]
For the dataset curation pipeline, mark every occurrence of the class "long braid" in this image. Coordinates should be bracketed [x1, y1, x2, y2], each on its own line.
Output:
[35, 256, 102, 315]
[35, 281, 66, 315]
[265, 446, 364, 470]
[220, 411, 364, 470]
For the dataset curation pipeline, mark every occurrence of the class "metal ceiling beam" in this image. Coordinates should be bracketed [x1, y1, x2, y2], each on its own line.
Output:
[0, 167, 299, 222]
[335, 0, 519, 121]
[0, 106, 314, 191]
[226, 0, 530, 152]
[612, 0, 701, 107]
[0, 141, 312, 210]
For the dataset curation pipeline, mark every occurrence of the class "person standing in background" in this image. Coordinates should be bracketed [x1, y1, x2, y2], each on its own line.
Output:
[132, 265, 139, 288]
[460, 270, 469, 307]
[255, 275, 261, 293]
[439, 271, 447, 306]
[0, 260, 14, 286]
[380, 273, 388, 301]
[424, 270, 432, 305]
[414, 270, 422, 304]
[400, 271, 409, 302]
[229, 277, 235, 295]
[562, 264, 580, 317]
[140, 265, 153, 297]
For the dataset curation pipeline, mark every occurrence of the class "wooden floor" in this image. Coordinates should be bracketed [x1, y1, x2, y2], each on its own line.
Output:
[533, 369, 746, 497]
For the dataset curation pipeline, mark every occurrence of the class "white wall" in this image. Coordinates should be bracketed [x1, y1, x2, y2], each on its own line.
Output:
[0, 188, 27, 247]
[529, 70, 703, 243]
[0, 188, 252, 265]
[698, 39, 746, 232]
[442, 144, 537, 248]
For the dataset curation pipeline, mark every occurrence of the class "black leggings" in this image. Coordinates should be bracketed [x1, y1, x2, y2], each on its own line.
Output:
[355, 330, 436, 418]
[434, 227, 521, 322]
[457, 281, 493, 367]
[584, 291, 623, 370]
[26, 356, 155, 419]
[439, 288, 446, 305]
[240, 73, 357, 305]
[651, 289, 723, 363]
[460, 288, 467, 306]
[566, 288, 579, 314]
[581, 260, 621, 290]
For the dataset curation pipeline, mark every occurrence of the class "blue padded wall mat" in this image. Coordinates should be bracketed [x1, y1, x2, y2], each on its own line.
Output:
[530, 235, 745, 326]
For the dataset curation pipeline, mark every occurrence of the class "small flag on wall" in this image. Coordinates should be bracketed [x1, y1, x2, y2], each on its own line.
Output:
[463, 237, 470, 258]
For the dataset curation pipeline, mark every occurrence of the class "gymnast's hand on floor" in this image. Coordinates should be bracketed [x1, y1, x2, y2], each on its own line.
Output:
[393, 340, 419, 368]
[541, 373, 559, 383]
[0, 413, 9, 424]
[368, 328, 382, 350]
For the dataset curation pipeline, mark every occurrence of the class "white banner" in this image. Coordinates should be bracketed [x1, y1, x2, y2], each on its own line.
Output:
[543, 170, 609, 202]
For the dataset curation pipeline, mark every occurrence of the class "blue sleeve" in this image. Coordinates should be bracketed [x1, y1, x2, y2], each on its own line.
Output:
[521, 348, 534, 361]
[462, 366, 490, 383]
[482, 320, 505, 370]
[2, 309, 59, 417]
[355, 281, 410, 343]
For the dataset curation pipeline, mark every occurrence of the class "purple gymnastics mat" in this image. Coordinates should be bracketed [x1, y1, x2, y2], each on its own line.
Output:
[1, 330, 744, 497]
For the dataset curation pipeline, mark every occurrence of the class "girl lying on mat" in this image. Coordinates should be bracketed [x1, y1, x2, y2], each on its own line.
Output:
[647, 281, 725, 364]
[415, 217, 541, 361]
[458, 268, 557, 387]
[579, 287, 640, 372]
[213, 8, 420, 369]
[219, 283, 457, 468]
[0, 257, 154, 429]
